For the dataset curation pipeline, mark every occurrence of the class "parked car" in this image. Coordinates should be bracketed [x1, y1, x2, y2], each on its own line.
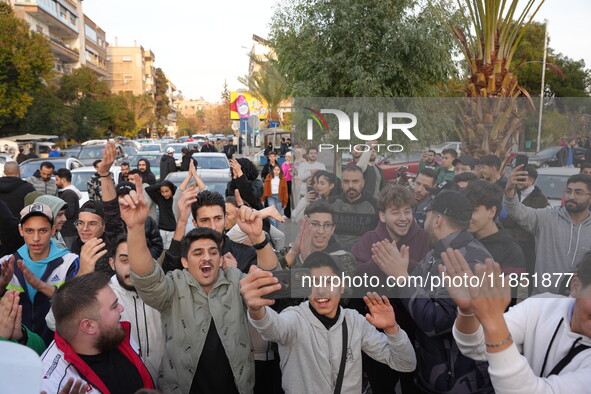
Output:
[19, 157, 84, 179]
[525, 146, 587, 168]
[376, 150, 423, 181]
[429, 141, 462, 155]
[164, 170, 231, 195]
[139, 144, 163, 154]
[137, 138, 156, 146]
[61, 145, 82, 158]
[191, 152, 231, 177]
[534, 167, 580, 207]
[127, 153, 162, 182]
[71, 166, 122, 206]
[77, 144, 127, 166]
[122, 146, 138, 156]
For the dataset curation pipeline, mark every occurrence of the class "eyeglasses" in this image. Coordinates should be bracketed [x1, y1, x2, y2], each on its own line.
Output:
[74, 220, 102, 230]
[563, 188, 591, 197]
[309, 222, 335, 232]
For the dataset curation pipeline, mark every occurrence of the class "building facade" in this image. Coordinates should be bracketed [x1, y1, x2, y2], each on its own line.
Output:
[107, 44, 157, 97]
[8, 0, 108, 78]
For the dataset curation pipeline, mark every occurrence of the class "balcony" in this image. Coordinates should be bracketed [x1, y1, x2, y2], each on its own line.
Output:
[15, 0, 79, 38]
[85, 61, 109, 79]
[49, 37, 79, 63]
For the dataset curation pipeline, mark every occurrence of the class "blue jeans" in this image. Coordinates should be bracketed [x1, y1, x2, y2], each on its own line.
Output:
[266, 194, 283, 227]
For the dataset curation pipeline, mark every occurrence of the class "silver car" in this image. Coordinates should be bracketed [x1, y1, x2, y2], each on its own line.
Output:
[534, 167, 580, 207]
[191, 152, 231, 177]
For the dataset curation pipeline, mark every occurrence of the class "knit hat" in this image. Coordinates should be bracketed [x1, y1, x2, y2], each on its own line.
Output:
[24, 191, 44, 207]
[35, 195, 67, 218]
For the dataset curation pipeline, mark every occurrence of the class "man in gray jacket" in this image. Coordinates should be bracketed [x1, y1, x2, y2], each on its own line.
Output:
[242, 251, 416, 394]
[504, 166, 591, 294]
[26, 161, 57, 196]
[120, 176, 279, 393]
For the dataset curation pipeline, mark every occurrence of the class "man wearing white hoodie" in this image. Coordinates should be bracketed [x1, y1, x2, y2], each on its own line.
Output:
[241, 251, 416, 394]
[504, 167, 591, 294]
[55, 168, 81, 249]
[442, 248, 591, 394]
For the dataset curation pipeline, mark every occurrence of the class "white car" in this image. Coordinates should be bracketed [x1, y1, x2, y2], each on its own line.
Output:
[534, 167, 580, 207]
[429, 141, 462, 155]
[71, 166, 121, 206]
[191, 152, 231, 177]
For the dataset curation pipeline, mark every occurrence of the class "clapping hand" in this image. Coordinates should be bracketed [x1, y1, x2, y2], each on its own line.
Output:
[371, 240, 409, 277]
[364, 292, 399, 335]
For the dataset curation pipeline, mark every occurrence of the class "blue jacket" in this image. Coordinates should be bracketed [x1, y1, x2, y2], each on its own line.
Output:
[2, 245, 79, 345]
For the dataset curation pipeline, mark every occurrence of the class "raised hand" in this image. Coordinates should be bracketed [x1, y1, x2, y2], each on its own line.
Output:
[439, 248, 475, 314]
[364, 292, 399, 335]
[371, 240, 409, 277]
[17, 260, 46, 292]
[78, 238, 107, 276]
[240, 265, 280, 319]
[0, 290, 18, 339]
[41, 378, 90, 394]
[234, 189, 264, 242]
[259, 206, 285, 223]
[505, 164, 528, 196]
[10, 291, 22, 341]
[230, 159, 243, 179]
[470, 259, 511, 327]
[0, 256, 15, 291]
[177, 186, 198, 223]
[119, 174, 149, 230]
[222, 252, 238, 270]
[97, 142, 117, 175]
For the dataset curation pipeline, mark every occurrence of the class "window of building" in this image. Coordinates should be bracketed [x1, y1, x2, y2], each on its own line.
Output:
[70, 14, 76, 26]
[59, 5, 67, 19]
[122, 56, 132, 62]
[36, 25, 43, 34]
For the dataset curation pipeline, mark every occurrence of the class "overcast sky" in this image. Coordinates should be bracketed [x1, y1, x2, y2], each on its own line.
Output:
[83, 0, 591, 102]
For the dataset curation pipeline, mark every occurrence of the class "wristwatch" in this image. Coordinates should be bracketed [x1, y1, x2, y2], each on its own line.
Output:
[252, 233, 271, 250]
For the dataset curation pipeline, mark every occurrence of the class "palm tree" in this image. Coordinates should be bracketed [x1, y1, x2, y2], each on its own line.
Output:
[452, 0, 545, 158]
[238, 56, 290, 124]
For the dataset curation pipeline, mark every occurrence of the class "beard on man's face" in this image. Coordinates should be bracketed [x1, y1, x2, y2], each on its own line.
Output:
[116, 272, 135, 292]
[565, 200, 589, 214]
[96, 323, 126, 353]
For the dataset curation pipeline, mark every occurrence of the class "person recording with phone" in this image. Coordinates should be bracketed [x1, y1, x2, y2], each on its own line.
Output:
[241, 251, 416, 394]
[291, 170, 339, 222]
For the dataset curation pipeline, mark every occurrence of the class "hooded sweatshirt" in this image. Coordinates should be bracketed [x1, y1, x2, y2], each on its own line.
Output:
[58, 184, 81, 237]
[504, 194, 591, 293]
[249, 302, 416, 394]
[0, 176, 35, 217]
[138, 159, 156, 185]
[477, 229, 525, 274]
[454, 296, 591, 393]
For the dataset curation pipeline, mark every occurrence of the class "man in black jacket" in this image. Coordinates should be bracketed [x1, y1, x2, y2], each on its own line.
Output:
[199, 139, 217, 152]
[54, 168, 81, 249]
[160, 147, 177, 181]
[179, 148, 191, 171]
[0, 161, 35, 217]
[137, 158, 156, 185]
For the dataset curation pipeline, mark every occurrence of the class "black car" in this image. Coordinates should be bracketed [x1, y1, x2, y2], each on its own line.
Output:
[525, 146, 588, 168]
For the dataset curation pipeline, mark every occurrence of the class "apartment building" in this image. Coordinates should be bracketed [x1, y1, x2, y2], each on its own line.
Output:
[107, 44, 157, 97]
[8, 0, 108, 78]
[176, 99, 211, 118]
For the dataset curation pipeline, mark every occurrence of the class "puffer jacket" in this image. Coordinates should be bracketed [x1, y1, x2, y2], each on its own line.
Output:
[26, 170, 57, 196]
[130, 262, 254, 394]
[0, 176, 35, 217]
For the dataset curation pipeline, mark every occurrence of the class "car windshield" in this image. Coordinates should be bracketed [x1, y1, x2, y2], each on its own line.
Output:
[78, 147, 104, 160]
[192, 155, 229, 169]
[128, 155, 161, 167]
[139, 144, 161, 152]
[20, 160, 66, 178]
[166, 145, 185, 153]
[534, 146, 561, 157]
[71, 171, 98, 192]
[536, 174, 569, 200]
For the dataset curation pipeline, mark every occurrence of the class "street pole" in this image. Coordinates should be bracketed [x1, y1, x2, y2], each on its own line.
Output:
[536, 19, 549, 153]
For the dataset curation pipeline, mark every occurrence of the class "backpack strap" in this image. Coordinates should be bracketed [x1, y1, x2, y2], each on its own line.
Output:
[333, 317, 348, 394]
[548, 337, 591, 376]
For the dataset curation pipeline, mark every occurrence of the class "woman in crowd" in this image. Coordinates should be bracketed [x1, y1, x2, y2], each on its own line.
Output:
[291, 170, 339, 222]
[281, 151, 294, 218]
[145, 180, 177, 250]
[261, 164, 289, 227]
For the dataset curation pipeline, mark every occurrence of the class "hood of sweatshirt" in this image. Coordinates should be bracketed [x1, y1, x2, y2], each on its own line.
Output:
[0, 176, 31, 192]
[555, 207, 591, 268]
[62, 184, 82, 199]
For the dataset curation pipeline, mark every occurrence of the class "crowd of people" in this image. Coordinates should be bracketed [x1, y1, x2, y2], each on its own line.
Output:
[1, 139, 591, 394]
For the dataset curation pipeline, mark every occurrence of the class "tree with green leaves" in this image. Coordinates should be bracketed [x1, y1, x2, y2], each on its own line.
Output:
[269, 0, 463, 97]
[452, 0, 545, 158]
[155, 68, 171, 136]
[0, 3, 54, 131]
[118, 92, 156, 137]
[57, 67, 111, 141]
[17, 85, 76, 136]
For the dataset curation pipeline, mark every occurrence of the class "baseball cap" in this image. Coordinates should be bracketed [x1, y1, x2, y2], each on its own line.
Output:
[79, 200, 105, 218]
[424, 190, 472, 222]
[452, 155, 475, 168]
[166, 147, 175, 154]
[116, 181, 136, 197]
[20, 203, 53, 225]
